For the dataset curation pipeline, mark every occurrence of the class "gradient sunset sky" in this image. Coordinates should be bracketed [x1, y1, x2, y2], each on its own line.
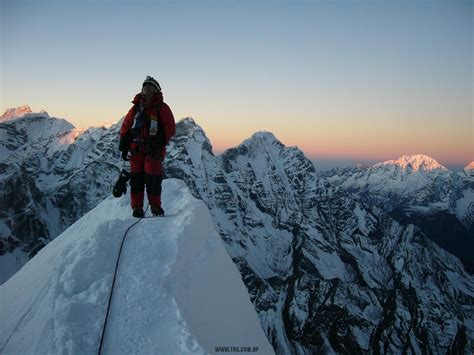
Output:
[1, 0, 472, 170]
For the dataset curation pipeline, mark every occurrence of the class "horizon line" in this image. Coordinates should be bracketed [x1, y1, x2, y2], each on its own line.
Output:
[1, 108, 472, 170]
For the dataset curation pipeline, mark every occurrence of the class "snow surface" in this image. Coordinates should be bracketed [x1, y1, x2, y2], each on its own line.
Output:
[456, 189, 474, 223]
[0, 179, 274, 354]
[373, 154, 448, 172]
[0, 105, 33, 122]
[465, 162, 474, 176]
[0, 248, 29, 285]
[327, 154, 453, 199]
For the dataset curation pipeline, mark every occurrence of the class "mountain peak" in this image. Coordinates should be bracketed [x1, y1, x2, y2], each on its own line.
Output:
[220, 130, 315, 175]
[173, 117, 213, 155]
[1, 105, 34, 122]
[219, 131, 284, 160]
[250, 131, 278, 141]
[374, 154, 448, 172]
[181, 116, 197, 125]
[464, 162, 474, 176]
[240, 131, 284, 150]
[175, 117, 209, 140]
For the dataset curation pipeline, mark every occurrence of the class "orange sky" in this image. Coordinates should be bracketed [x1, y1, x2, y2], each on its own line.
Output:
[1, 0, 472, 168]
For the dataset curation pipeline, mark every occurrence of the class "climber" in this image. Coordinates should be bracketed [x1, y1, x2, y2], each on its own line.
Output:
[119, 76, 176, 218]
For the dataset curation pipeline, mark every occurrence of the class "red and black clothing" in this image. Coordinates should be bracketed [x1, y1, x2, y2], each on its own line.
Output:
[119, 92, 176, 209]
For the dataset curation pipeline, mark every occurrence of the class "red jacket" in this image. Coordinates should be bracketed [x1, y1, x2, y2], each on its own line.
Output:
[120, 92, 176, 161]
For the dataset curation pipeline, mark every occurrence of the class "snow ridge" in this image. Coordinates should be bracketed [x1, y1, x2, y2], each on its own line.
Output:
[1, 105, 33, 122]
[0, 179, 273, 354]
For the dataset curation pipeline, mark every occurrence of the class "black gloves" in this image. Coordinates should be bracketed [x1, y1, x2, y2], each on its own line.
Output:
[119, 132, 132, 161]
[119, 132, 132, 152]
[156, 123, 166, 148]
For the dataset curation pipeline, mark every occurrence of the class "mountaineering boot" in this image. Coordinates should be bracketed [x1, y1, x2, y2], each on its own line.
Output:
[151, 205, 164, 216]
[132, 207, 144, 218]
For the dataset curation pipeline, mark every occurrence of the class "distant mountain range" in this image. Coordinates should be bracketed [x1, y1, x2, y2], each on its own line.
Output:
[1, 107, 473, 353]
[320, 154, 474, 273]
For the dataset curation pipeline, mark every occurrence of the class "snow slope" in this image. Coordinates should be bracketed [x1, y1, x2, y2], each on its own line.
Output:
[322, 154, 473, 227]
[373, 154, 449, 172]
[465, 162, 474, 176]
[0, 114, 121, 284]
[166, 121, 474, 353]
[0, 179, 273, 354]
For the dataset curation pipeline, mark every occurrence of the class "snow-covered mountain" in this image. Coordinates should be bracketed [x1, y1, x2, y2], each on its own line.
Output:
[465, 162, 474, 177]
[0, 112, 122, 283]
[164, 120, 474, 353]
[0, 179, 273, 354]
[321, 154, 455, 211]
[320, 154, 474, 273]
[373, 154, 449, 172]
[1, 108, 473, 353]
[0, 105, 34, 122]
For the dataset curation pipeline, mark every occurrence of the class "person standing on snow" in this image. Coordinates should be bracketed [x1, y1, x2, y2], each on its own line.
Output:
[119, 76, 176, 218]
